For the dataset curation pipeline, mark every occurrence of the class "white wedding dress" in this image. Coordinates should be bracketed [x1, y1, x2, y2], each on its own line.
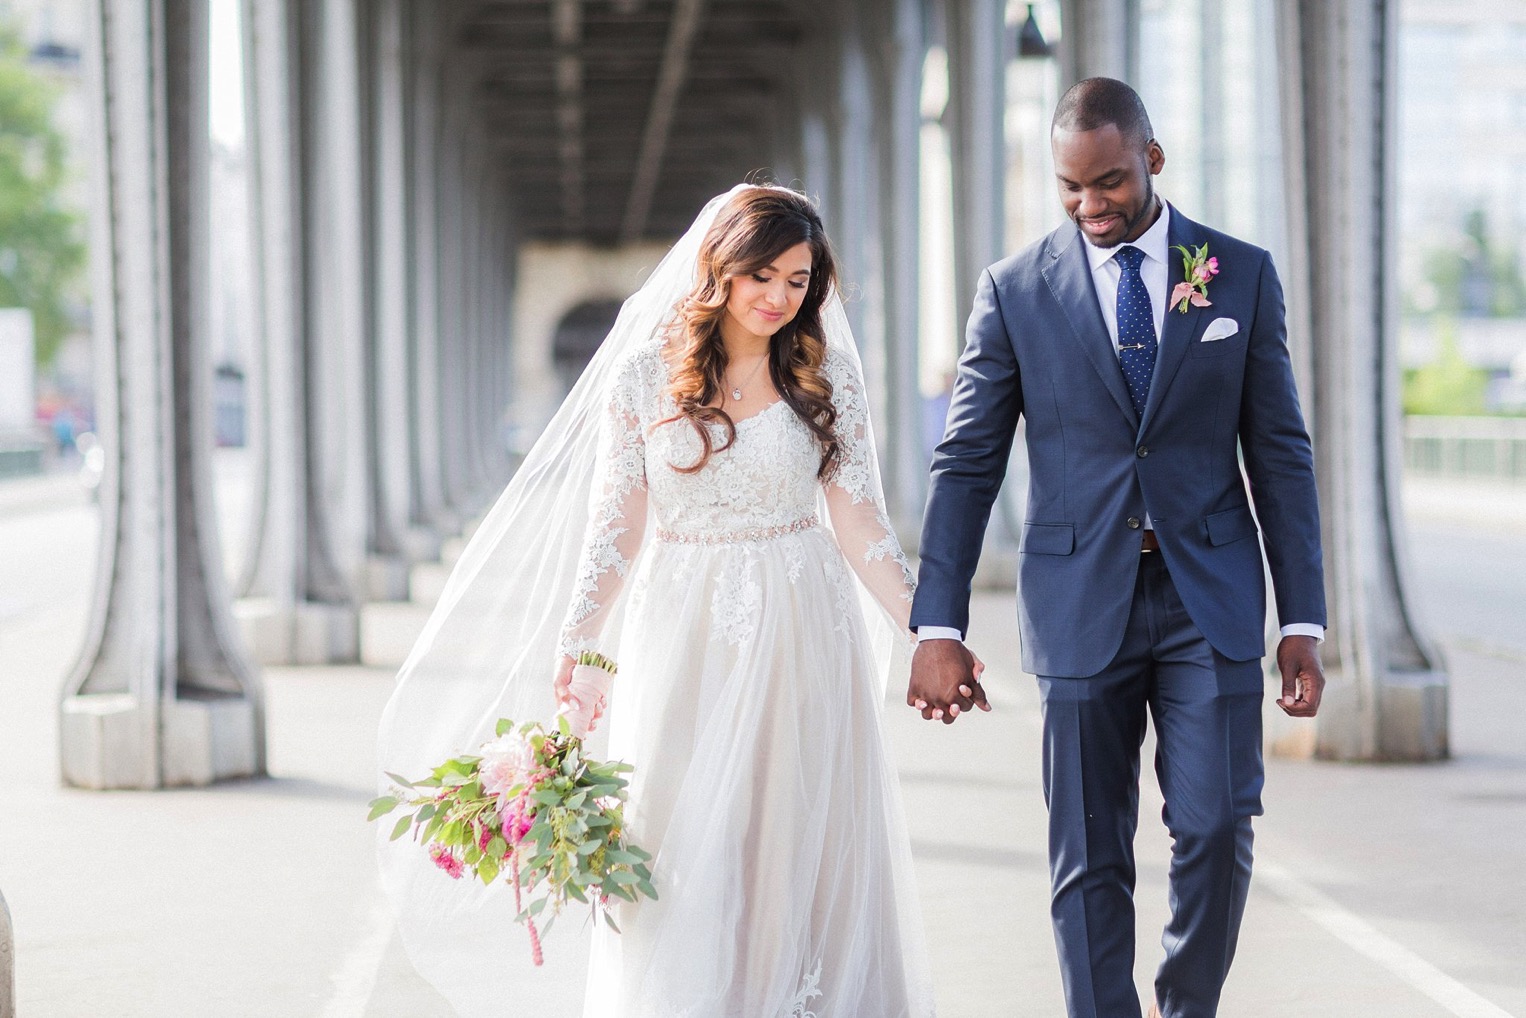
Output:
[559, 339, 935, 1018]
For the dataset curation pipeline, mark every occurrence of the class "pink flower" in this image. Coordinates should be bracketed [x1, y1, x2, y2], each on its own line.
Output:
[499, 793, 535, 845]
[477, 732, 538, 800]
[1171, 282, 1213, 309]
[429, 843, 464, 879]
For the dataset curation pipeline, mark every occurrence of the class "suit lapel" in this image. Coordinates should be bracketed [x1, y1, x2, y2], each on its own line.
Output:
[1040, 224, 1138, 429]
[1139, 206, 1207, 435]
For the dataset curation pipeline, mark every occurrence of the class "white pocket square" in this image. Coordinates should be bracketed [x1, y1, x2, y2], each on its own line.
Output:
[1201, 317, 1239, 342]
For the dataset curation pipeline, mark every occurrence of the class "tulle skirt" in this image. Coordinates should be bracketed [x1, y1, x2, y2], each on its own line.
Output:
[582, 528, 934, 1017]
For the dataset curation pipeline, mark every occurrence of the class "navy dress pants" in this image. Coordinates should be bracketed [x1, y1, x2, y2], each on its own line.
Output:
[1037, 552, 1265, 1018]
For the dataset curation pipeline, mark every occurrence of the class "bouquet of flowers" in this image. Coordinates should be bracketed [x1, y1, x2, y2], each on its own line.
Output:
[369, 654, 655, 965]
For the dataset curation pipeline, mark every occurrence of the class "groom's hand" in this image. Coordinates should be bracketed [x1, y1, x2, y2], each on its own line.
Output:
[908, 640, 990, 724]
[1275, 635, 1325, 717]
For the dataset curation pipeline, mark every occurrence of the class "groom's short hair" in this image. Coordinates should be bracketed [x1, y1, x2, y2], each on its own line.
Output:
[1052, 77, 1154, 148]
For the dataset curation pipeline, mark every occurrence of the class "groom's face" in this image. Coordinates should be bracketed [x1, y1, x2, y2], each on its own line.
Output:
[1052, 123, 1165, 248]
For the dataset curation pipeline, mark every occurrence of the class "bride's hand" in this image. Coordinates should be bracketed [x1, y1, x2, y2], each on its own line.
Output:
[553, 655, 576, 707]
[555, 656, 609, 735]
[959, 652, 991, 712]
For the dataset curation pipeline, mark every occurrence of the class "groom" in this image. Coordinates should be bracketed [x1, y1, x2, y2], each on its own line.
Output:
[908, 78, 1327, 1018]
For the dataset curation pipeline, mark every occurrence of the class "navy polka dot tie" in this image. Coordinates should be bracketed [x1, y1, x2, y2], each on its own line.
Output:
[1114, 245, 1156, 419]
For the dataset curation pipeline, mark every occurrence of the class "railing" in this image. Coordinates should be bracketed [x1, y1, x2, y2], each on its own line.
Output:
[1, 885, 13, 1018]
[1403, 416, 1526, 482]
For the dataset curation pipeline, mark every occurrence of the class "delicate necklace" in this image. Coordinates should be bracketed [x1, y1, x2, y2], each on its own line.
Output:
[726, 355, 767, 402]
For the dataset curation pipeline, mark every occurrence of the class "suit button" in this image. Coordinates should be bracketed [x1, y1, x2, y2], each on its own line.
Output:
[1126, 517, 1142, 529]
[1136, 446, 1149, 458]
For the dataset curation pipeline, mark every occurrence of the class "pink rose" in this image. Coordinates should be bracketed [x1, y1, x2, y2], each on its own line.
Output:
[477, 732, 537, 800]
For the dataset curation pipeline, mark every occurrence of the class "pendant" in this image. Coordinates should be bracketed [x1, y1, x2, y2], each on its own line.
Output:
[731, 387, 742, 401]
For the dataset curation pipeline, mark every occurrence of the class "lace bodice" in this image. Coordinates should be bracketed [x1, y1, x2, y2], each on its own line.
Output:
[558, 341, 915, 658]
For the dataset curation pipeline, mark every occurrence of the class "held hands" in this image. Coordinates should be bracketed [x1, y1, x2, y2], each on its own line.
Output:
[1275, 635, 1325, 718]
[907, 640, 991, 725]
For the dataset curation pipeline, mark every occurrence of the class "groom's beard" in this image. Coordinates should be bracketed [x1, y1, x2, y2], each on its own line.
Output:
[1078, 179, 1158, 249]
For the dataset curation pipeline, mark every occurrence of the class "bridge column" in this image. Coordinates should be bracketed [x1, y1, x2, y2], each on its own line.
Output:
[867, 0, 927, 528]
[1057, 0, 1137, 84]
[307, 0, 373, 595]
[1275, 0, 1447, 761]
[944, 0, 1007, 336]
[406, 2, 455, 534]
[367, 0, 439, 570]
[434, 69, 473, 516]
[63, 0, 263, 787]
[235, 0, 358, 663]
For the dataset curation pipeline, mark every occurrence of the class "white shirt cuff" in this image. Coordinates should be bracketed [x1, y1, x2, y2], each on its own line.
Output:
[1280, 623, 1325, 642]
[916, 625, 965, 643]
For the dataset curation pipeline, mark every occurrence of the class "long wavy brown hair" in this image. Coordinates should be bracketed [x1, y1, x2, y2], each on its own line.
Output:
[660, 186, 841, 479]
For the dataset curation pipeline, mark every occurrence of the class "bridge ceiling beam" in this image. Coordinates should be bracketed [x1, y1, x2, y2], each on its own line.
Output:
[441, 0, 811, 243]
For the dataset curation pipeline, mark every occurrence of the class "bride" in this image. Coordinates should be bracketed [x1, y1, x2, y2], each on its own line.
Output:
[378, 184, 954, 1017]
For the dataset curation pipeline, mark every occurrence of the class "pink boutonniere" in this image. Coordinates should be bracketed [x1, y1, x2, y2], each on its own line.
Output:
[1170, 243, 1218, 313]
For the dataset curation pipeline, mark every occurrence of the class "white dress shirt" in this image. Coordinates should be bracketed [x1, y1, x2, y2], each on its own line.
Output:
[918, 202, 1324, 645]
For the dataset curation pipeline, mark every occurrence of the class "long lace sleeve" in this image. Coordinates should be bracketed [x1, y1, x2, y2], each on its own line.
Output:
[557, 354, 652, 659]
[822, 351, 917, 634]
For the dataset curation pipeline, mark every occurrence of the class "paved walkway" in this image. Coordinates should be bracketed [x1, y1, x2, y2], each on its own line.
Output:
[0, 473, 1522, 1016]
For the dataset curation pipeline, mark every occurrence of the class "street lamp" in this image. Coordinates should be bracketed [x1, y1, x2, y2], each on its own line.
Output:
[1016, 3, 1053, 60]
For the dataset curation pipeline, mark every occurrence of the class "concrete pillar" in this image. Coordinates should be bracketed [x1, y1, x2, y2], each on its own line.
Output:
[366, 0, 438, 575]
[827, 10, 872, 340]
[434, 77, 472, 515]
[1057, 0, 1138, 85]
[308, 0, 372, 590]
[1274, 0, 1446, 762]
[944, 0, 1007, 339]
[868, 0, 927, 528]
[797, 20, 844, 225]
[459, 130, 489, 503]
[407, 2, 454, 534]
[235, 0, 359, 664]
[63, 0, 263, 788]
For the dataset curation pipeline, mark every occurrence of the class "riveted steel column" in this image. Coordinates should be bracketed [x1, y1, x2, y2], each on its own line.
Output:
[1274, 0, 1446, 762]
[63, 0, 263, 787]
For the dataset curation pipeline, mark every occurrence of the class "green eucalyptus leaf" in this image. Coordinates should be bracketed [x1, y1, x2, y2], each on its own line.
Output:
[389, 814, 413, 842]
[366, 796, 399, 821]
[383, 771, 416, 789]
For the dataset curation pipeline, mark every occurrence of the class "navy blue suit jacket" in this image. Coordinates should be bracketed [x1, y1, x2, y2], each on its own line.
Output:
[912, 207, 1326, 677]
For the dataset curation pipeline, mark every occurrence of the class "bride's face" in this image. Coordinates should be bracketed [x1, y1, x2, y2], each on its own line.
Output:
[724, 241, 813, 340]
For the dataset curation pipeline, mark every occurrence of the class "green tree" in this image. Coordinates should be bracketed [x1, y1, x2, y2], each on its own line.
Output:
[1403, 322, 1490, 416]
[1415, 209, 1526, 319]
[0, 27, 84, 366]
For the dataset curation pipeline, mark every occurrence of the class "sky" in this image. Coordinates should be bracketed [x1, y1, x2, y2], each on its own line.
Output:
[209, 0, 244, 148]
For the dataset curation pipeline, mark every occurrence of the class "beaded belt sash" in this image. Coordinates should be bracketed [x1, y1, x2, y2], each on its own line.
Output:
[655, 514, 819, 546]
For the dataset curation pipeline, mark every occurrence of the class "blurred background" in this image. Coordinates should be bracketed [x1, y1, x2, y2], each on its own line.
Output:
[0, 1, 1522, 1015]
